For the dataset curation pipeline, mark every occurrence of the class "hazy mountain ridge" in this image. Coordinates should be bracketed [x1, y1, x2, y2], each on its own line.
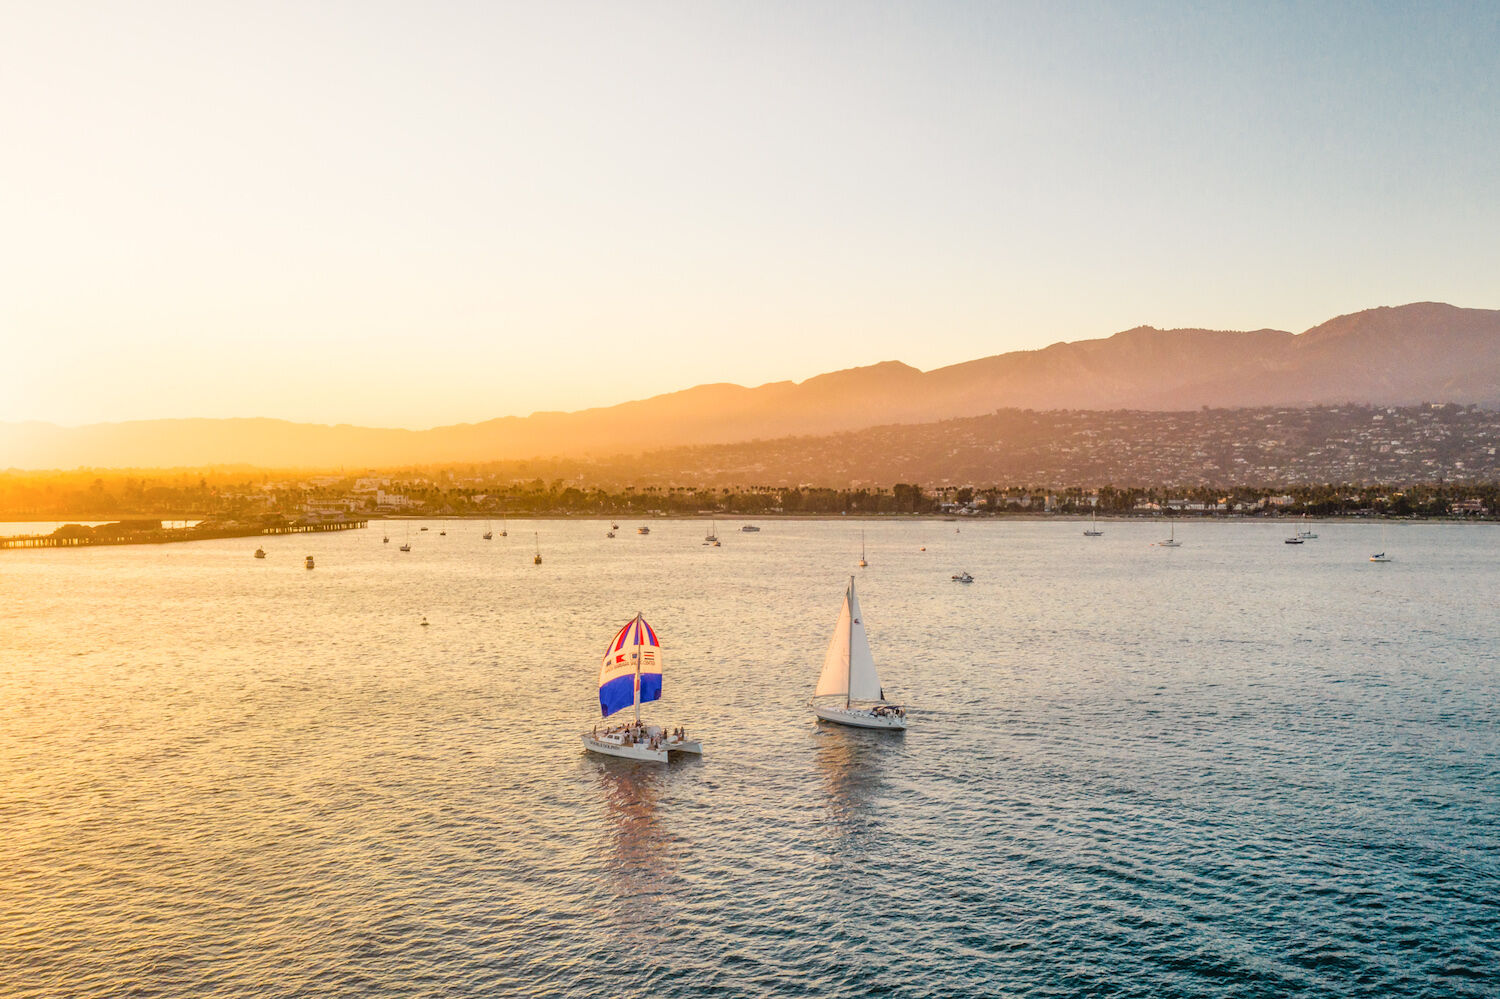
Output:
[3, 303, 1497, 470]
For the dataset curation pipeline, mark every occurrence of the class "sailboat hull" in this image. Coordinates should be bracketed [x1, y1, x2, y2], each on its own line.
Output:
[812, 704, 908, 730]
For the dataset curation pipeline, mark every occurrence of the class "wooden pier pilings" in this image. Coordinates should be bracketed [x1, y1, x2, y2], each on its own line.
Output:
[0, 519, 368, 550]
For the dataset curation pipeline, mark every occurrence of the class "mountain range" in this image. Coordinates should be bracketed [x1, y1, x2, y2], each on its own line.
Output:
[3, 302, 1497, 470]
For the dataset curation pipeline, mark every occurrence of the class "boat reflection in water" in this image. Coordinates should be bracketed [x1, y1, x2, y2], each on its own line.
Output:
[814, 726, 892, 850]
[587, 759, 684, 934]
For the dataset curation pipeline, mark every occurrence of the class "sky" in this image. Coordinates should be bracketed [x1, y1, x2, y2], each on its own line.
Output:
[2, 1, 1497, 429]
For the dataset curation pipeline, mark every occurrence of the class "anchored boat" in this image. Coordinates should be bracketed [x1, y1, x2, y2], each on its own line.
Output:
[810, 577, 907, 730]
[582, 613, 702, 762]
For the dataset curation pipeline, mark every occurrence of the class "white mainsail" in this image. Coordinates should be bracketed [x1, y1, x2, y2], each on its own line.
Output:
[814, 578, 884, 703]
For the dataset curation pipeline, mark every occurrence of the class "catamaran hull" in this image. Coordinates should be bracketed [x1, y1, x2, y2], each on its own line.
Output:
[812, 705, 908, 730]
[581, 735, 703, 762]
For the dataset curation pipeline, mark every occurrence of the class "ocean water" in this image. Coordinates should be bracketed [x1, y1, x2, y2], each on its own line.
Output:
[1, 518, 1497, 998]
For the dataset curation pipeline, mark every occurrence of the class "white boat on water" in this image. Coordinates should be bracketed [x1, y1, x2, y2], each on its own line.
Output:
[810, 577, 907, 730]
[1369, 551, 1391, 563]
[952, 571, 974, 583]
[858, 530, 868, 568]
[1158, 524, 1181, 547]
[741, 525, 760, 532]
[1084, 508, 1103, 537]
[1297, 514, 1318, 539]
[253, 547, 266, 559]
[637, 526, 651, 535]
[582, 613, 702, 762]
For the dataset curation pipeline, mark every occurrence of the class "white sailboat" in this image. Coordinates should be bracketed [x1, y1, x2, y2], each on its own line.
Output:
[810, 577, 907, 730]
[1297, 514, 1318, 539]
[501, 514, 508, 537]
[399, 522, 411, 551]
[533, 531, 542, 565]
[582, 613, 702, 762]
[483, 518, 493, 540]
[1084, 507, 1103, 537]
[1158, 523, 1181, 547]
[1370, 524, 1391, 562]
[858, 530, 868, 568]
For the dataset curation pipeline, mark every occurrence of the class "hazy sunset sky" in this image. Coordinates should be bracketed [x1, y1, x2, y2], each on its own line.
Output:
[3, 1, 1496, 429]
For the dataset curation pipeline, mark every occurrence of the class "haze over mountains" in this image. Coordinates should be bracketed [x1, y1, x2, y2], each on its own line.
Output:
[4, 303, 1497, 470]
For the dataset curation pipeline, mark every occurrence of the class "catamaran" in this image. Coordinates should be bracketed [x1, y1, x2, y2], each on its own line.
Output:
[810, 577, 907, 730]
[582, 613, 702, 762]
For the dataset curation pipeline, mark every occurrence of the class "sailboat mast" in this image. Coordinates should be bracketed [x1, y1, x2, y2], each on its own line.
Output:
[633, 611, 642, 722]
[846, 577, 853, 709]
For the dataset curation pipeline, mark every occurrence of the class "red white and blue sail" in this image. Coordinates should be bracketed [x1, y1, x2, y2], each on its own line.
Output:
[598, 614, 663, 717]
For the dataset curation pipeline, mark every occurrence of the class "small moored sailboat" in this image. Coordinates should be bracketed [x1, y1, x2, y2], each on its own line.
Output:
[1084, 508, 1103, 537]
[533, 532, 542, 565]
[810, 577, 907, 730]
[858, 530, 868, 568]
[1157, 524, 1181, 547]
[582, 613, 702, 762]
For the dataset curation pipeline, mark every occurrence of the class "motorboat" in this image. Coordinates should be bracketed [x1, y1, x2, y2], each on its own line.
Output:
[304, 555, 315, 569]
[952, 571, 974, 583]
[741, 525, 760, 532]
[810, 576, 907, 731]
[1284, 536, 1304, 544]
[637, 526, 651, 535]
[1369, 552, 1391, 563]
[582, 613, 702, 762]
[253, 548, 266, 559]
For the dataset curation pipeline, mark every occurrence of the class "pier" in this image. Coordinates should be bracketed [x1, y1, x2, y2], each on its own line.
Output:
[0, 519, 367, 550]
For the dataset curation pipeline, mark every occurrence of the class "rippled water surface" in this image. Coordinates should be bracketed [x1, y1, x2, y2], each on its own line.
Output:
[2, 519, 1497, 997]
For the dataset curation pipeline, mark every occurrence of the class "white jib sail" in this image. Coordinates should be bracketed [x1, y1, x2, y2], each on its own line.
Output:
[814, 579, 884, 702]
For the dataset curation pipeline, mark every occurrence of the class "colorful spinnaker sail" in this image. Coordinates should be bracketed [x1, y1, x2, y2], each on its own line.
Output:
[598, 613, 663, 717]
